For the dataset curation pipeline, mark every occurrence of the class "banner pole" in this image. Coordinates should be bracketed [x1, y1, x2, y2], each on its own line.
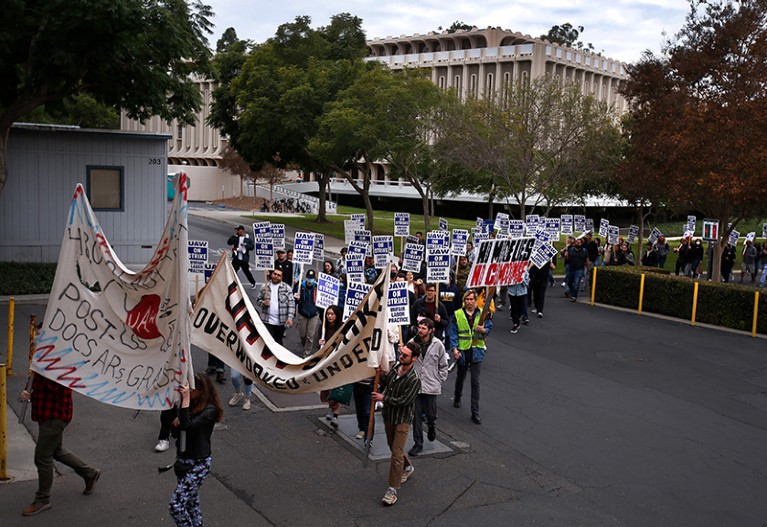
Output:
[752, 292, 760, 338]
[363, 368, 380, 468]
[18, 315, 37, 424]
[5, 297, 13, 376]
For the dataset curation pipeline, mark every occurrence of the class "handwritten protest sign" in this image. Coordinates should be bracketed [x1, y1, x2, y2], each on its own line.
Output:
[467, 238, 535, 288]
[316, 272, 340, 309]
[32, 176, 192, 409]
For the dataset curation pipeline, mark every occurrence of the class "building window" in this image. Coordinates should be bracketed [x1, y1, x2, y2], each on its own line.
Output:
[469, 74, 477, 98]
[87, 166, 124, 211]
[438, 75, 446, 89]
[486, 73, 494, 98]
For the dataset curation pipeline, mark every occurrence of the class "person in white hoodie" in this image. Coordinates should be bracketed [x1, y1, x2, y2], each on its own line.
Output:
[406, 317, 448, 456]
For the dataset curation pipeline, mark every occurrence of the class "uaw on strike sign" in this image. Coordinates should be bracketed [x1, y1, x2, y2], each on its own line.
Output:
[467, 238, 535, 288]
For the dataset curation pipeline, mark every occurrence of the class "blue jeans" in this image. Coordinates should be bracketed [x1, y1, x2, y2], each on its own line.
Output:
[231, 369, 253, 397]
[565, 268, 585, 299]
[759, 263, 767, 287]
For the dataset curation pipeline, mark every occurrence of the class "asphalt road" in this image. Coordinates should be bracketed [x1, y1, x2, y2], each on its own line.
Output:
[1, 209, 766, 526]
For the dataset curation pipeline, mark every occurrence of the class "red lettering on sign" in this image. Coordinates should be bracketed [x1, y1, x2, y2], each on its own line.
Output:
[126, 295, 162, 339]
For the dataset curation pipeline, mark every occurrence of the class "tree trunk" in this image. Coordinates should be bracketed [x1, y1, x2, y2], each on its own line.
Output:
[362, 175, 374, 231]
[421, 191, 431, 232]
[314, 171, 329, 223]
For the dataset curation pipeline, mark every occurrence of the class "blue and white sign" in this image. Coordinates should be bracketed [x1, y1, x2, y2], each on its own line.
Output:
[354, 229, 372, 256]
[627, 225, 639, 244]
[608, 225, 620, 245]
[439, 217, 448, 231]
[394, 212, 410, 237]
[387, 281, 410, 325]
[313, 233, 324, 263]
[204, 263, 216, 284]
[427, 247, 451, 283]
[560, 215, 574, 235]
[402, 243, 425, 273]
[188, 240, 208, 275]
[729, 229, 740, 246]
[345, 256, 365, 284]
[530, 243, 558, 269]
[544, 218, 561, 238]
[373, 235, 394, 269]
[525, 214, 540, 236]
[316, 272, 340, 309]
[648, 227, 663, 244]
[343, 281, 372, 320]
[599, 219, 609, 237]
[252, 221, 270, 238]
[509, 220, 525, 239]
[574, 215, 586, 233]
[450, 229, 469, 256]
[426, 230, 450, 250]
[254, 238, 274, 270]
[293, 232, 314, 265]
[270, 224, 285, 250]
[347, 240, 368, 260]
[350, 213, 365, 228]
[585, 218, 595, 233]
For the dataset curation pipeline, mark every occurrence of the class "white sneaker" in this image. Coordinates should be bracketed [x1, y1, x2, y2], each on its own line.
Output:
[154, 439, 170, 452]
[330, 416, 339, 429]
[228, 392, 243, 407]
[355, 431, 365, 440]
[325, 410, 334, 421]
[374, 401, 383, 411]
[242, 398, 251, 411]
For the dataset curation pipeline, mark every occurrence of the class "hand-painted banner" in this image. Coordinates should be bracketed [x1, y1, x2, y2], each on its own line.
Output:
[316, 272, 340, 309]
[467, 237, 535, 288]
[32, 175, 193, 410]
[402, 243, 424, 273]
[387, 281, 410, 325]
[394, 212, 410, 237]
[193, 256, 390, 393]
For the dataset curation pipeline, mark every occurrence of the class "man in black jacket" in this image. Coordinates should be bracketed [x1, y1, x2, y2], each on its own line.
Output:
[227, 225, 256, 289]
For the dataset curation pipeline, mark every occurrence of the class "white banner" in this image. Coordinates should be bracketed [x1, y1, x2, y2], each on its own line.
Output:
[32, 175, 193, 410]
[193, 256, 390, 392]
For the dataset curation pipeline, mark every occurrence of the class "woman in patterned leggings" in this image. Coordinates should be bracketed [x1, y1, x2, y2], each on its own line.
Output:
[169, 373, 223, 526]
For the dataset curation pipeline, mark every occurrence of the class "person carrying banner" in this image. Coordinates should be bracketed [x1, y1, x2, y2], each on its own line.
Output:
[297, 269, 320, 357]
[373, 341, 422, 506]
[256, 268, 295, 345]
[227, 225, 256, 289]
[168, 374, 224, 527]
[448, 289, 493, 425]
[407, 318, 448, 456]
[20, 374, 101, 516]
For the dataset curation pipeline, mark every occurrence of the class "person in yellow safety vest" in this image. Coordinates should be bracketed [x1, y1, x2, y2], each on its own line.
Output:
[447, 289, 493, 425]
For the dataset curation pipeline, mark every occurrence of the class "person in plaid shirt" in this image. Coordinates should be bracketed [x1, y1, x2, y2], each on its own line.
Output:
[20, 374, 101, 516]
[256, 268, 295, 346]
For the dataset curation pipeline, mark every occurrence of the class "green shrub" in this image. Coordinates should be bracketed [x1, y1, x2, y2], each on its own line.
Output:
[593, 266, 767, 334]
[0, 262, 57, 295]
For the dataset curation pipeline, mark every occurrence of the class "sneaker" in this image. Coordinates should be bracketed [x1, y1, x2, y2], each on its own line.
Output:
[408, 445, 422, 456]
[374, 401, 383, 411]
[530, 308, 537, 314]
[251, 282, 257, 289]
[401, 465, 415, 483]
[330, 416, 339, 429]
[83, 468, 101, 495]
[538, 312, 543, 318]
[427, 426, 436, 442]
[242, 398, 251, 411]
[561, 281, 566, 287]
[570, 297, 577, 303]
[215, 372, 226, 384]
[154, 439, 170, 452]
[22, 502, 52, 516]
[381, 487, 398, 506]
[496, 305, 503, 312]
[228, 392, 244, 407]
[510, 325, 519, 334]
[325, 410, 334, 421]
[522, 317, 529, 325]
[355, 431, 365, 440]
[564, 290, 570, 298]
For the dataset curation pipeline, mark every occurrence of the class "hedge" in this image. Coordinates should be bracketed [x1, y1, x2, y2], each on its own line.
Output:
[593, 266, 767, 334]
[0, 262, 57, 295]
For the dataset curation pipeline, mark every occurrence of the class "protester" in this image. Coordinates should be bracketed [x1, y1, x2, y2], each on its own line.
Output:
[455, 255, 471, 293]
[674, 236, 691, 276]
[411, 283, 449, 341]
[448, 289, 492, 425]
[615, 243, 635, 266]
[741, 239, 758, 283]
[529, 257, 554, 318]
[685, 239, 704, 278]
[155, 408, 176, 452]
[256, 268, 295, 345]
[407, 318, 448, 456]
[335, 247, 348, 275]
[721, 243, 737, 283]
[563, 238, 589, 302]
[372, 341, 422, 506]
[319, 305, 345, 428]
[641, 242, 658, 267]
[227, 225, 256, 289]
[322, 260, 338, 278]
[20, 374, 101, 516]
[758, 242, 767, 287]
[168, 374, 224, 527]
[654, 235, 670, 268]
[274, 249, 293, 287]
[508, 269, 530, 333]
[297, 269, 320, 357]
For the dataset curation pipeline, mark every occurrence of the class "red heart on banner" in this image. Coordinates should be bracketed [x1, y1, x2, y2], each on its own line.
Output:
[126, 295, 162, 339]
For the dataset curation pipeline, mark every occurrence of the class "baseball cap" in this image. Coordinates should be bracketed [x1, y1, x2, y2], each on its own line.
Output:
[306, 269, 316, 279]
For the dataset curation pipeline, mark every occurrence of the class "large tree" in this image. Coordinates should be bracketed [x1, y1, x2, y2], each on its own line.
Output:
[619, 0, 767, 281]
[209, 14, 368, 223]
[0, 0, 213, 195]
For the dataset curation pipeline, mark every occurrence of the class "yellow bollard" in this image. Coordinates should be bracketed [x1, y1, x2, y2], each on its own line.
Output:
[752, 292, 760, 338]
[6, 297, 14, 376]
[638, 274, 646, 314]
[590, 267, 597, 306]
[691, 282, 699, 327]
[0, 363, 8, 481]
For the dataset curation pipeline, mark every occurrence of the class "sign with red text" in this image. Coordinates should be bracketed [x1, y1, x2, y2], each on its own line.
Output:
[467, 238, 535, 288]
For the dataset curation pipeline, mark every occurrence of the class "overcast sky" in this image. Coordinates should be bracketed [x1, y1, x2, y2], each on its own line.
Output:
[204, 0, 691, 63]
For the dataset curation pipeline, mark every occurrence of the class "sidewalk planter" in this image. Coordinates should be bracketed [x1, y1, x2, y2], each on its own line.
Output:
[594, 266, 767, 335]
